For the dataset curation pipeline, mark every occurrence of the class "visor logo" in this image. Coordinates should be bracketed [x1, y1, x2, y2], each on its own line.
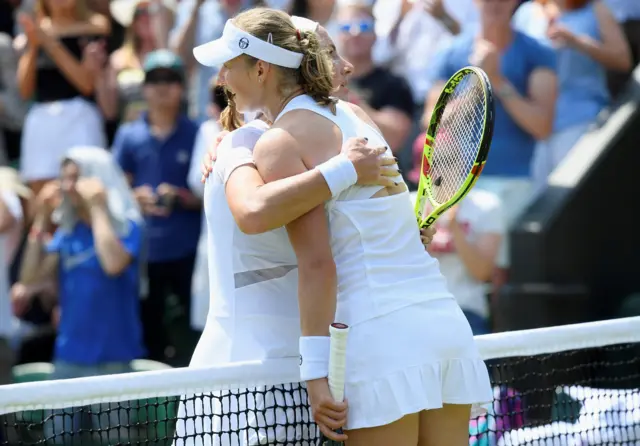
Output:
[238, 37, 249, 50]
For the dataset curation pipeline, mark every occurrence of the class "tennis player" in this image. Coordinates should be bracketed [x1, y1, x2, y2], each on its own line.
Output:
[191, 7, 492, 446]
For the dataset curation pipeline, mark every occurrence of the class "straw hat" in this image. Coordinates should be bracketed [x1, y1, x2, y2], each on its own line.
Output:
[110, 0, 176, 27]
[0, 167, 32, 200]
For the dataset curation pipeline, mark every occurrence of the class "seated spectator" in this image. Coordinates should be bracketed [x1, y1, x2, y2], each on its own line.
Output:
[187, 80, 226, 335]
[425, 0, 557, 270]
[0, 167, 32, 384]
[604, 0, 640, 97]
[19, 146, 145, 443]
[513, 0, 632, 195]
[336, 1, 415, 153]
[15, 0, 110, 196]
[98, 0, 174, 125]
[0, 32, 27, 166]
[113, 50, 201, 365]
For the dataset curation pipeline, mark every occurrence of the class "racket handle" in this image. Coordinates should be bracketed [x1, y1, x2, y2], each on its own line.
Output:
[328, 323, 349, 403]
[316, 323, 349, 446]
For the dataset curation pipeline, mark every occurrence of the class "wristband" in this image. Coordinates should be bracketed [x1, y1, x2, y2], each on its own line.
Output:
[315, 154, 358, 197]
[299, 336, 330, 381]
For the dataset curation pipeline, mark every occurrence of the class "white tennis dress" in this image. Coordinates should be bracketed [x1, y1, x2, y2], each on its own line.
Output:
[174, 120, 316, 446]
[272, 95, 493, 429]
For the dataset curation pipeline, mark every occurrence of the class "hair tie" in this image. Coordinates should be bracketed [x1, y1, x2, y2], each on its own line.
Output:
[296, 29, 302, 41]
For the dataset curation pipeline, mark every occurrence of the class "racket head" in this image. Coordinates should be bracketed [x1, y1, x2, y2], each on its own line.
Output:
[414, 66, 495, 229]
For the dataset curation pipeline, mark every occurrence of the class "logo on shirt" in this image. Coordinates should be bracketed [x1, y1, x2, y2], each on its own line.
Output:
[239, 37, 249, 50]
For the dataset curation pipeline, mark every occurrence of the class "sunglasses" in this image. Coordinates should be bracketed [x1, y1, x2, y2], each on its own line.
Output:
[338, 20, 375, 35]
[145, 70, 183, 85]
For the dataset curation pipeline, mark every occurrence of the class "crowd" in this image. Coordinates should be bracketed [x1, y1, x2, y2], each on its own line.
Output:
[0, 0, 639, 400]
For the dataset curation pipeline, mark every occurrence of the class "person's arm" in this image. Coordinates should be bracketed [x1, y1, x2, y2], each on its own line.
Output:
[493, 68, 557, 140]
[94, 53, 119, 120]
[15, 35, 38, 100]
[20, 213, 59, 285]
[0, 195, 17, 234]
[90, 204, 134, 276]
[188, 122, 215, 198]
[0, 34, 27, 130]
[224, 134, 392, 235]
[37, 15, 110, 96]
[573, 1, 631, 72]
[169, 0, 203, 73]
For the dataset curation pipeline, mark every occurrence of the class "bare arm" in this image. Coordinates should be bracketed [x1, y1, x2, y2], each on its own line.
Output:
[89, 203, 133, 276]
[254, 129, 337, 337]
[20, 213, 58, 285]
[94, 56, 119, 120]
[16, 37, 38, 100]
[226, 164, 334, 235]
[170, 1, 201, 73]
[494, 69, 557, 140]
[572, 1, 632, 73]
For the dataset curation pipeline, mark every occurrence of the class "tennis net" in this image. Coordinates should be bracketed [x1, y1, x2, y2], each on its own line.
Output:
[1, 316, 639, 445]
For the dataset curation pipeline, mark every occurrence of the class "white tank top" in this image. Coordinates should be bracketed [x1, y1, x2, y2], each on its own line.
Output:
[199, 120, 300, 367]
[274, 96, 452, 326]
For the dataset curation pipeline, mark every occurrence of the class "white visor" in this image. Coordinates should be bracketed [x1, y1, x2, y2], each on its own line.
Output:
[193, 20, 304, 69]
[291, 16, 319, 33]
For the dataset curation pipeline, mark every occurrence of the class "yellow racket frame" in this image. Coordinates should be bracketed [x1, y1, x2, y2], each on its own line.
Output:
[414, 66, 494, 229]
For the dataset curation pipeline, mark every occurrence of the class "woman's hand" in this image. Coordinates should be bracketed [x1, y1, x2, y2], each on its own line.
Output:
[18, 13, 40, 46]
[77, 177, 107, 208]
[341, 137, 399, 187]
[35, 181, 61, 219]
[306, 378, 349, 442]
[201, 130, 230, 182]
[420, 226, 437, 249]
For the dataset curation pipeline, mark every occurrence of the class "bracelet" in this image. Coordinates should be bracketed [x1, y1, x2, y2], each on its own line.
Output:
[299, 336, 330, 381]
[315, 153, 358, 197]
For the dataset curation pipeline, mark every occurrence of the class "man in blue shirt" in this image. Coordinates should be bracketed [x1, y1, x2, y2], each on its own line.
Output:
[425, 0, 558, 270]
[113, 50, 202, 364]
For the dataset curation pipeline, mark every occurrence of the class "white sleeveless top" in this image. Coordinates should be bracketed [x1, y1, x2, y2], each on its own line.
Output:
[274, 96, 452, 326]
[200, 120, 300, 366]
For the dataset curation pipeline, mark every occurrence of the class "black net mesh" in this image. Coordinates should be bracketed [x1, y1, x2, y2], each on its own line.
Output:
[2, 343, 639, 445]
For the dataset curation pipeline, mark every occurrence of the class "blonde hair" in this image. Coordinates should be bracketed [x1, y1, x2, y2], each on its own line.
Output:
[220, 88, 244, 131]
[233, 8, 336, 112]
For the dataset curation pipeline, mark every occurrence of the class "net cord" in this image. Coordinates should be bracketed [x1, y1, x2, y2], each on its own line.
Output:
[1, 316, 639, 414]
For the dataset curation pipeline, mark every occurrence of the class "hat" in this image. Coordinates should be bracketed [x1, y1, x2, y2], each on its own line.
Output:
[143, 49, 184, 74]
[110, 0, 176, 27]
[193, 19, 304, 69]
[0, 167, 32, 200]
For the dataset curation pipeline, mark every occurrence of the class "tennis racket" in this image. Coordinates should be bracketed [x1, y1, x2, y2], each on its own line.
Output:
[415, 66, 494, 229]
[316, 323, 350, 446]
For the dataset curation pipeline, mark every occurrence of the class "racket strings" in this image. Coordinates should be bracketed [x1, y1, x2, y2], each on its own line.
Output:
[430, 74, 486, 205]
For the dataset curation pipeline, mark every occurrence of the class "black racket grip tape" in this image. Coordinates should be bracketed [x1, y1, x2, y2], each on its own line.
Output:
[316, 428, 345, 446]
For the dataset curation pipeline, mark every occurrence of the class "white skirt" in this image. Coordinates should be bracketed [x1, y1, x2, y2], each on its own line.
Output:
[343, 297, 492, 430]
[20, 97, 106, 181]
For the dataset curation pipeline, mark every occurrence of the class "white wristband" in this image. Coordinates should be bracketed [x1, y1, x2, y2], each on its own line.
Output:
[299, 336, 330, 381]
[316, 154, 358, 197]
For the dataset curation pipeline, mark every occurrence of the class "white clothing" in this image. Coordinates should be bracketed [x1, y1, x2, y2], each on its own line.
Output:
[417, 189, 505, 319]
[187, 119, 222, 331]
[0, 190, 22, 338]
[20, 97, 106, 181]
[176, 120, 313, 446]
[274, 96, 492, 429]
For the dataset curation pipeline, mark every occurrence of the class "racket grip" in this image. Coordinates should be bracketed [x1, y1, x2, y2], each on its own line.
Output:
[328, 323, 349, 402]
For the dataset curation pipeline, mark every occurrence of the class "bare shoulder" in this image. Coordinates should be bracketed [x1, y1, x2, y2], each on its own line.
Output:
[344, 101, 381, 133]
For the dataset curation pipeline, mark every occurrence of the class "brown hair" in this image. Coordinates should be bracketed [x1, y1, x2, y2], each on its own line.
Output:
[220, 88, 244, 131]
[232, 8, 336, 112]
[36, 0, 90, 21]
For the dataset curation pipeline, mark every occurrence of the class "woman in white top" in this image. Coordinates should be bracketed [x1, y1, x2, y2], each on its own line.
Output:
[193, 8, 491, 446]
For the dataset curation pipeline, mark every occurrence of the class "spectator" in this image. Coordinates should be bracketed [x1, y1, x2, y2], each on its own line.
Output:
[336, 2, 415, 152]
[15, 0, 110, 196]
[187, 80, 225, 334]
[0, 167, 32, 384]
[113, 50, 201, 364]
[18, 146, 145, 443]
[170, 0, 245, 120]
[514, 0, 632, 195]
[425, 0, 557, 269]
[373, 0, 478, 104]
[0, 32, 27, 166]
[98, 0, 175, 125]
[289, 0, 339, 38]
[605, 0, 640, 97]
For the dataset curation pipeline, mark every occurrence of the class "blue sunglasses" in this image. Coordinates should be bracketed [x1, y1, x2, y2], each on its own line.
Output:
[338, 20, 375, 35]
